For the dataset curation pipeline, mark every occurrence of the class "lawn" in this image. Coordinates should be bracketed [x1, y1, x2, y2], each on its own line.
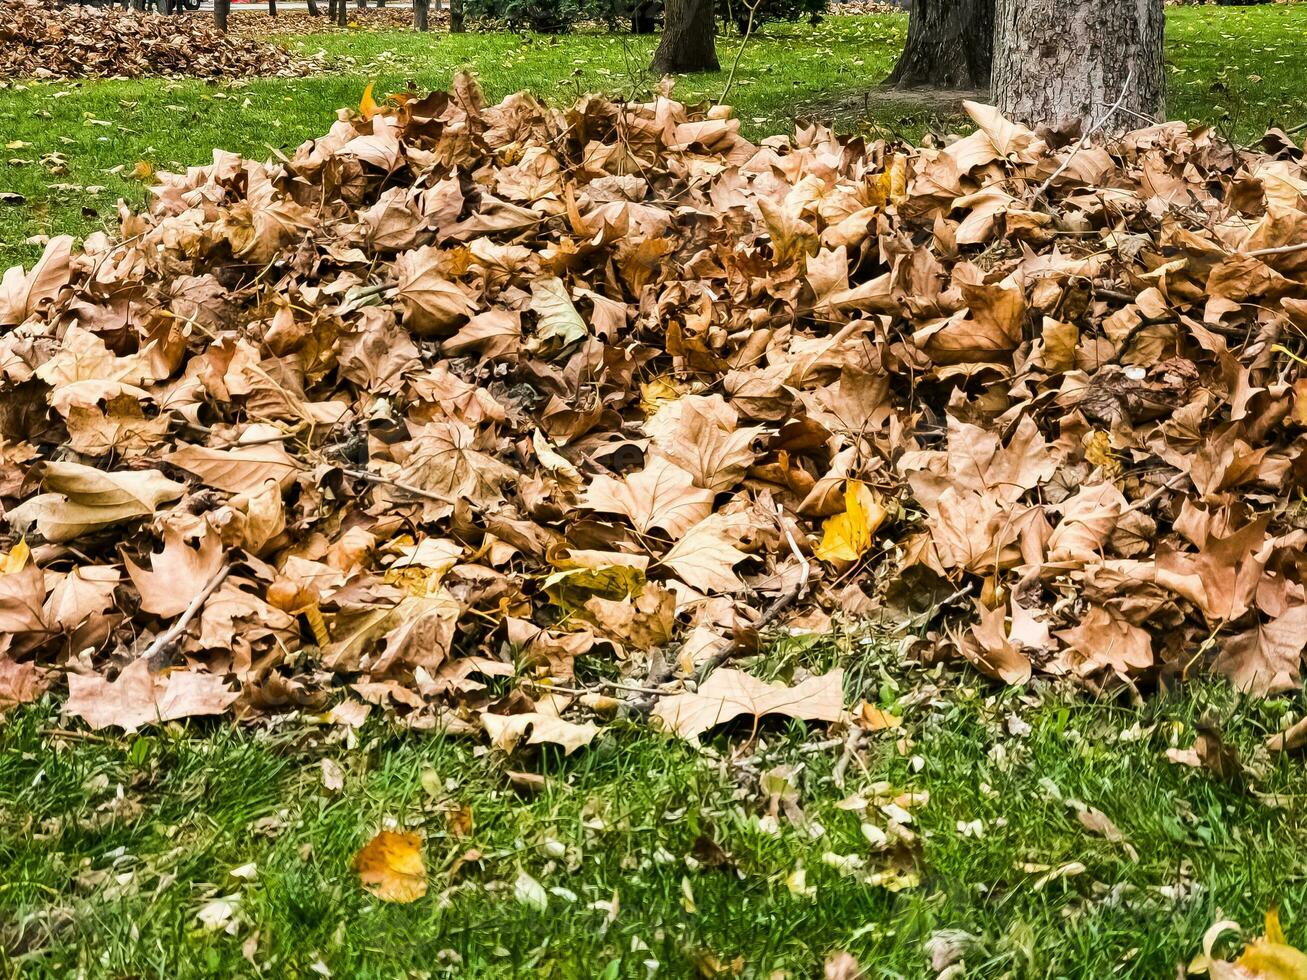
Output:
[4, 638, 1307, 978]
[4, 6, 1307, 978]
[4, 4, 1307, 268]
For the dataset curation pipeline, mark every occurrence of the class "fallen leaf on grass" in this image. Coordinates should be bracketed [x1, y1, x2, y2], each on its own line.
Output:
[1267, 718, 1307, 754]
[481, 711, 598, 755]
[353, 830, 427, 903]
[64, 659, 238, 732]
[0, 655, 41, 713]
[652, 668, 844, 740]
[1202, 909, 1307, 980]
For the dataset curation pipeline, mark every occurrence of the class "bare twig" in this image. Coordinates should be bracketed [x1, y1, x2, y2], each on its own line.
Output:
[138, 566, 232, 668]
[341, 467, 453, 505]
[1242, 240, 1307, 259]
[717, 0, 761, 107]
[1029, 69, 1135, 209]
[832, 725, 864, 789]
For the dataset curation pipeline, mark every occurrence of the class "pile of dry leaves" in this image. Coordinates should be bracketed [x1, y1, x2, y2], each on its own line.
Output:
[1, 77, 1305, 745]
[0, 0, 314, 80]
[228, 6, 436, 36]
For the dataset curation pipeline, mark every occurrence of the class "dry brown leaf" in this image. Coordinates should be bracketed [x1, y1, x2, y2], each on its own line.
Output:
[652, 668, 845, 741]
[582, 457, 713, 540]
[124, 527, 224, 618]
[64, 659, 238, 732]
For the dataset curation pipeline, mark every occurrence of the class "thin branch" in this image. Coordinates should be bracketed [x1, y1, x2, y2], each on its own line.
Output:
[138, 566, 232, 668]
[1242, 240, 1307, 259]
[716, 0, 760, 107]
[1029, 68, 1134, 209]
[341, 467, 453, 505]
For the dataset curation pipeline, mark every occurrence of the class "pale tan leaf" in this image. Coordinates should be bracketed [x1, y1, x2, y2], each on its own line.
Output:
[652, 668, 845, 741]
[64, 659, 238, 732]
[582, 457, 713, 541]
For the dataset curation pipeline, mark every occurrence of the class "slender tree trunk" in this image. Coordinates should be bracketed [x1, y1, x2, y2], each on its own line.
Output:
[650, 0, 718, 73]
[214, 0, 230, 31]
[450, 0, 465, 32]
[336, 0, 348, 25]
[356, 0, 366, 9]
[886, 0, 993, 89]
[269, 0, 278, 16]
[631, 0, 657, 33]
[306, 0, 319, 15]
[993, 0, 1164, 135]
[414, 0, 429, 29]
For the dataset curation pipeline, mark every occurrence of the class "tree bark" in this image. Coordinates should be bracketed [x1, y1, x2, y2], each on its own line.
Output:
[336, 0, 348, 25]
[993, 0, 1165, 135]
[214, 0, 230, 31]
[450, 0, 465, 32]
[414, 0, 429, 29]
[650, 0, 719, 74]
[269, 0, 278, 16]
[306, 0, 319, 15]
[886, 0, 993, 89]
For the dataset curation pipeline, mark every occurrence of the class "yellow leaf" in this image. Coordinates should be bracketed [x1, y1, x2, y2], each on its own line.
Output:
[1231, 909, 1307, 980]
[814, 481, 887, 564]
[639, 375, 688, 417]
[353, 830, 427, 903]
[360, 81, 379, 121]
[0, 539, 30, 575]
[877, 153, 908, 206]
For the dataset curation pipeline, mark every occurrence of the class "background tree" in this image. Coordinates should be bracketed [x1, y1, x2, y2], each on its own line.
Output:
[993, 0, 1164, 134]
[886, 0, 993, 89]
[214, 0, 230, 31]
[414, 0, 429, 29]
[451, 0, 466, 32]
[650, 0, 719, 73]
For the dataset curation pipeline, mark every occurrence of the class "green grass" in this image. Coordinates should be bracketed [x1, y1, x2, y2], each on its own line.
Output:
[4, 4, 1307, 268]
[4, 639, 1307, 978]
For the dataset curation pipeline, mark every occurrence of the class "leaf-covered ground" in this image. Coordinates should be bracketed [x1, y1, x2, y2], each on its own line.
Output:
[4, 7, 1307, 978]
[3, 5, 1307, 268]
[4, 658, 1307, 978]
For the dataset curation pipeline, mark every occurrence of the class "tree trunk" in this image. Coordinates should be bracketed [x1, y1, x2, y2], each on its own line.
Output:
[650, 0, 719, 74]
[450, 0, 465, 32]
[336, 0, 348, 25]
[886, 0, 993, 89]
[993, 0, 1164, 136]
[631, 1, 657, 34]
[214, 0, 230, 31]
[306, 0, 319, 15]
[414, 0, 429, 29]
[269, 0, 277, 16]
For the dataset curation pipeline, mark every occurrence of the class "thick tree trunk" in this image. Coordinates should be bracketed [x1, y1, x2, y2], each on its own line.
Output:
[650, 0, 719, 74]
[886, 0, 993, 89]
[306, 0, 319, 15]
[214, 0, 230, 31]
[450, 0, 465, 32]
[414, 0, 429, 29]
[335, 0, 348, 25]
[993, 0, 1164, 136]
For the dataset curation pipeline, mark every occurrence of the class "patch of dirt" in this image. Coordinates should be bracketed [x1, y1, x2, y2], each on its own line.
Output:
[798, 85, 984, 134]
